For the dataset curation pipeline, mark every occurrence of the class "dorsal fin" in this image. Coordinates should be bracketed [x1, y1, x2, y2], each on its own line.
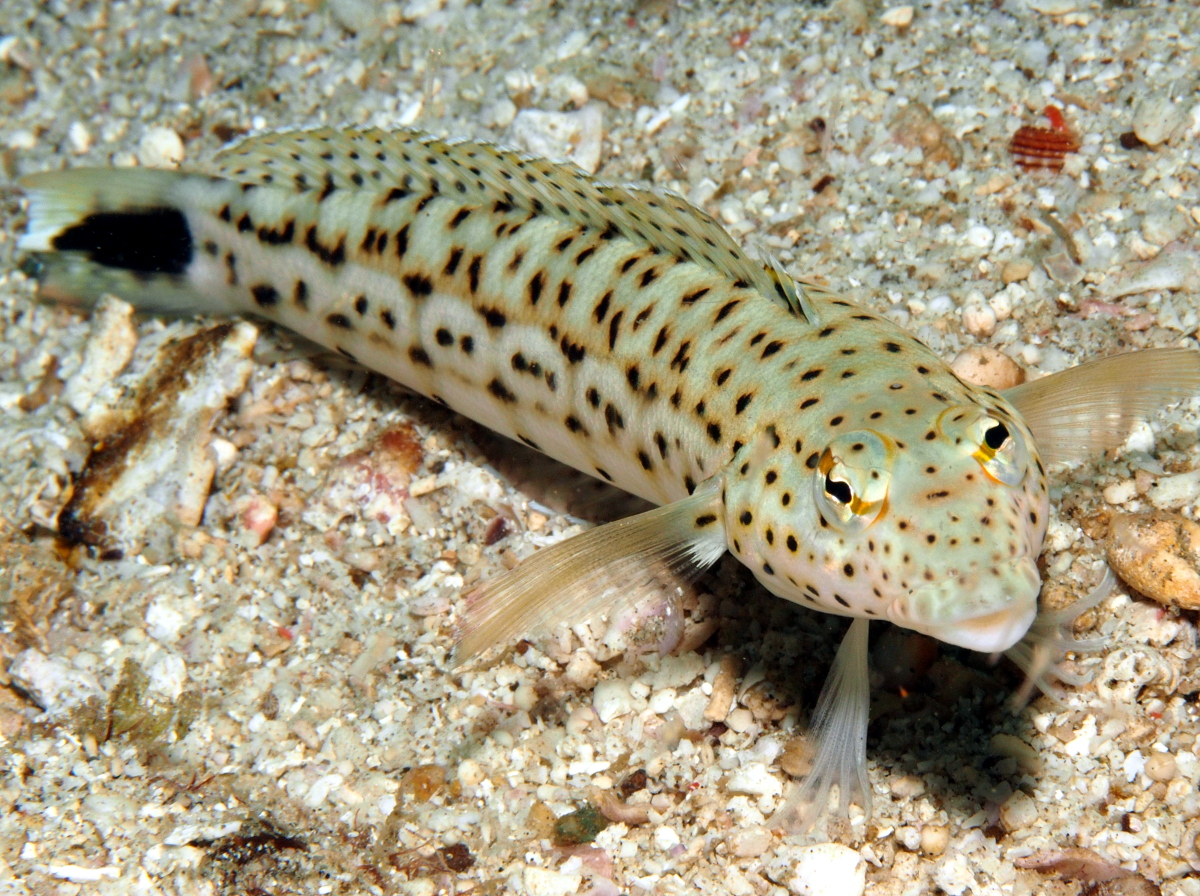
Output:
[210, 127, 809, 321]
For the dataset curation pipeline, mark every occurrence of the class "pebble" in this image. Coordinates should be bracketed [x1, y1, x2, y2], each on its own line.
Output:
[1103, 479, 1138, 506]
[1147, 470, 1200, 510]
[1106, 511, 1200, 610]
[592, 679, 634, 723]
[1144, 752, 1177, 783]
[8, 649, 102, 712]
[727, 825, 772, 858]
[1000, 790, 1038, 830]
[146, 652, 187, 701]
[950, 347, 1025, 389]
[879, 6, 913, 27]
[457, 759, 486, 787]
[137, 126, 185, 168]
[725, 762, 782, 798]
[517, 866, 581, 896]
[509, 106, 604, 174]
[1132, 88, 1188, 148]
[921, 825, 950, 856]
[1001, 260, 1033, 284]
[653, 825, 681, 851]
[788, 843, 866, 896]
[962, 303, 997, 338]
[67, 121, 92, 155]
[63, 296, 138, 417]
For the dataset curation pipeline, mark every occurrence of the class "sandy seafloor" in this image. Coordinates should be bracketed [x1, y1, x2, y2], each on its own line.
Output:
[1, 0, 1200, 894]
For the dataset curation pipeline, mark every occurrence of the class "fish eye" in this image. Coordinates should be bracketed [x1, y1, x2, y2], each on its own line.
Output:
[813, 433, 892, 533]
[974, 417, 1025, 486]
[983, 422, 1009, 451]
[825, 474, 853, 505]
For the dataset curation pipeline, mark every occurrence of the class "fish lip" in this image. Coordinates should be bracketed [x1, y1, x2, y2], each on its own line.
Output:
[886, 559, 1040, 653]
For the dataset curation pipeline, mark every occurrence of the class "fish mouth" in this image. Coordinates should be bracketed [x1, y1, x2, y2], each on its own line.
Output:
[887, 558, 1040, 653]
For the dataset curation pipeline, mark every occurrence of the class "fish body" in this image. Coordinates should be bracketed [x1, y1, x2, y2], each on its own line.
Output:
[19, 127, 1046, 648]
[18, 126, 1200, 829]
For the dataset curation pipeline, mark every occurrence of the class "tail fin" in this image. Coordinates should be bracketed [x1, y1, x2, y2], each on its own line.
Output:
[19, 167, 222, 316]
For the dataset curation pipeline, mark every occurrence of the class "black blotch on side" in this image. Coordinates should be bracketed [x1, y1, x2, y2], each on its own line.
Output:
[53, 207, 194, 275]
[409, 346, 433, 367]
[488, 378, 518, 403]
[251, 284, 279, 307]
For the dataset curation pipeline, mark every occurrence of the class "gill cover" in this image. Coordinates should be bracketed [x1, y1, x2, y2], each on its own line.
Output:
[814, 431, 892, 533]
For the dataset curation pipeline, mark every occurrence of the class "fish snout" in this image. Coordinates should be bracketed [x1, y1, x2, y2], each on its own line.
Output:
[887, 558, 1041, 653]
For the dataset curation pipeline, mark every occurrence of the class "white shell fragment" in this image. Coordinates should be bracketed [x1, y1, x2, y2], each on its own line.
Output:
[1106, 511, 1200, 610]
[788, 843, 866, 896]
[1132, 87, 1190, 148]
[8, 649, 103, 713]
[509, 105, 604, 174]
[62, 296, 138, 418]
[56, 322, 258, 556]
[1106, 250, 1200, 299]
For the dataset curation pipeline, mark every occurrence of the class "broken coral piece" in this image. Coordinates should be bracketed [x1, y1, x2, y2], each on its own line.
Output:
[57, 321, 258, 557]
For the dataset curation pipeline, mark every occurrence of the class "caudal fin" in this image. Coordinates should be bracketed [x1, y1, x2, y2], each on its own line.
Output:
[19, 167, 223, 316]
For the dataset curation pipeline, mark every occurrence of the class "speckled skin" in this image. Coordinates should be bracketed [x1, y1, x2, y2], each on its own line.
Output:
[20, 127, 1050, 650]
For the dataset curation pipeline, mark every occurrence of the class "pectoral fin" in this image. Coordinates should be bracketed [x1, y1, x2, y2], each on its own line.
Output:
[769, 618, 872, 834]
[454, 484, 727, 663]
[1005, 348, 1200, 466]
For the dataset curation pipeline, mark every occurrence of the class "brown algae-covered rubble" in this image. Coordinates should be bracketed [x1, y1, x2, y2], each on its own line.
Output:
[2, 1, 1200, 894]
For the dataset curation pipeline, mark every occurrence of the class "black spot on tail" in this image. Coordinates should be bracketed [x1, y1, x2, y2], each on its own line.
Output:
[53, 207, 193, 275]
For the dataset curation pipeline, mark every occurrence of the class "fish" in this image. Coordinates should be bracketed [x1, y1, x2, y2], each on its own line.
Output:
[17, 126, 1200, 831]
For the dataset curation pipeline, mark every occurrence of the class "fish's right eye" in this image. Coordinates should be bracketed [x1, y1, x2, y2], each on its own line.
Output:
[825, 474, 853, 505]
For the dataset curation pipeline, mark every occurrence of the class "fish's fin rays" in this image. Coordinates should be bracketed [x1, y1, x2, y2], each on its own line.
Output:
[453, 486, 727, 664]
[769, 618, 872, 834]
[1005, 349, 1200, 466]
[1006, 566, 1114, 707]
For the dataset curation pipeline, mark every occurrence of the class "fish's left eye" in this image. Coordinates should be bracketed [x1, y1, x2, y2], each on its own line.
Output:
[983, 422, 1009, 451]
[974, 417, 1024, 486]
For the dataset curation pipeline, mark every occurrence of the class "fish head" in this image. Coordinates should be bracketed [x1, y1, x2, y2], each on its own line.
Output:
[725, 394, 1049, 653]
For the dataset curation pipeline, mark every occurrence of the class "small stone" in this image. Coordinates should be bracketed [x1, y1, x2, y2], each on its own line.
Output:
[1144, 752, 1177, 783]
[553, 804, 609, 846]
[592, 678, 634, 723]
[879, 5, 913, 27]
[726, 762, 782, 798]
[788, 843, 866, 896]
[1106, 511, 1200, 610]
[1001, 260, 1033, 284]
[921, 824, 950, 856]
[509, 106, 604, 174]
[400, 765, 446, 802]
[725, 707, 755, 733]
[519, 865, 582, 896]
[962, 303, 997, 337]
[8, 649, 103, 713]
[564, 651, 601, 690]
[67, 121, 92, 155]
[1000, 790, 1039, 830]
[889, 775, 926, 799]
[137, 126, 185, 168]
[653, 825, 680, 851]
[1147, 470, 1200, 510]
[145, 653, 187, 701]
[1132, 89, 1188, 148]
[1103, 480, 1137, 505]
[728, 825, 772, 858]
[950, 347, 1025, 389]
[457, 758, 486, 787]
